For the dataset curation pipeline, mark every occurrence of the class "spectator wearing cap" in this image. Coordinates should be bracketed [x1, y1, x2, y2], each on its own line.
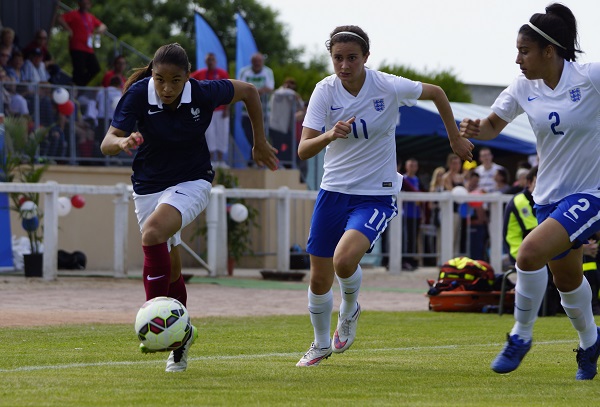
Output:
[22, 47, 50, 84]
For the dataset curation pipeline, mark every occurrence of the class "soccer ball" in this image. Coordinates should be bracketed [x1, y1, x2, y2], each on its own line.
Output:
[134, 297, 192, 352]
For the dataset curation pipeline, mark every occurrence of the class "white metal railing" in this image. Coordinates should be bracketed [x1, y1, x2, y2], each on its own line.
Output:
[0, 182, 514, 280]
[0, 182, 132, 280]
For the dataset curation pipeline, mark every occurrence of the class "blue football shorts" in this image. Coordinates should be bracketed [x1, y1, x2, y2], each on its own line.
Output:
[535, 192, 600, 259]
[133, 179, 212, 249]
[306, 190, 398, 258]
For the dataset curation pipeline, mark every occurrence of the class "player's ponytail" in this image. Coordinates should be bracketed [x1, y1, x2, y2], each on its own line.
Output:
[522, 3, 582, 62]
[123, 61, 152, 93]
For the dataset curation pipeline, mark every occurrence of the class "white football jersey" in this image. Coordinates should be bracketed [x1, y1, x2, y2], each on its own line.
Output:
[492, 61, 600, 205]
[303, 68, 422, 195]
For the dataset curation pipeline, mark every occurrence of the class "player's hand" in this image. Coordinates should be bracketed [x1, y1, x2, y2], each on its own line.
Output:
[253, 141, 279, 171]
[450, 136, 474, 162]
[329, 116, 355, 140]
[459, 118, 481, 139]
[120, 132, 144, 156]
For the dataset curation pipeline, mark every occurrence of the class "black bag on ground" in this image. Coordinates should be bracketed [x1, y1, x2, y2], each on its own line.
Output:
[290, 244, 310, 270]
[57, 250, 87, 270]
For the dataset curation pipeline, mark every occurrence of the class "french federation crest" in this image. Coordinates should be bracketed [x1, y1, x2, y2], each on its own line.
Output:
[569, 88, 581, 102]
[373, 99, 385, 112]
[191, 107, 201, 120]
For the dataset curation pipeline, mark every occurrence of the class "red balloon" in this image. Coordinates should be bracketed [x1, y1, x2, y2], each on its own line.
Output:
[71, 194, 86, 209]
[18, 195, 30, 207]
[57, 100, 75, 116]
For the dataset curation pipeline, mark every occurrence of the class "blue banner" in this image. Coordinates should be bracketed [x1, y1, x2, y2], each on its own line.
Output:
[0, 193, 13, 270]
[235, 13, 258, 164]
[194, 12, 228, 72]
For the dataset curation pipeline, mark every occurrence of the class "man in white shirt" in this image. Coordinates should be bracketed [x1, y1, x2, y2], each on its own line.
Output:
[475, 147, 504, 193]
[238, 53, 274, 164]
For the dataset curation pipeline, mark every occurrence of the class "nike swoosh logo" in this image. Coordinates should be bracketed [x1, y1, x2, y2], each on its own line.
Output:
[148, 109, 163, 115]
[330, 106, 343, 111]
[333, 331, 348, 349]
[344, 289, 359, 295]
[363, 223, 377, 232]
[146, 275, 165, 281]
[527, 96, 539, 101]
[175, 190, 188, 196]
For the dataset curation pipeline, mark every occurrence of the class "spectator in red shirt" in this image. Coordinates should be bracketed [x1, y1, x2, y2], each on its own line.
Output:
[190, 52, 231, 166]
[101, 54, 127, 89]
[57, 0, 107, 86]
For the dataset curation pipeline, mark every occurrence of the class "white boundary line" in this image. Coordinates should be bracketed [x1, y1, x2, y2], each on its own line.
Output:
[0, 340, 576, 373]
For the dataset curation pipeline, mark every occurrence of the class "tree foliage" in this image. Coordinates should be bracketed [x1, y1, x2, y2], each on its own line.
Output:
[50, 0, 469, 101]
[379, 65, 472, 103]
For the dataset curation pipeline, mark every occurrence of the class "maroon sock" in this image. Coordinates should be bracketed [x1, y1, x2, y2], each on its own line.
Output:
[142, 243, 171, 301]
[168, 274, 188, 307]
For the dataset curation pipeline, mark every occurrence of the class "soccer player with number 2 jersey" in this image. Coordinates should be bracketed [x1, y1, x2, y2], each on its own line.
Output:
[459, 3, 600, 380]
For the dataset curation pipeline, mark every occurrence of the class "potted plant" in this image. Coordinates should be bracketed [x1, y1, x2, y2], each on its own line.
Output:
[0, 116, 49, 276]
[192, 168, 259, 275]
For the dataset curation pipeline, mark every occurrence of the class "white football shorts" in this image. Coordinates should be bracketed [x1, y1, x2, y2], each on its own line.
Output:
[133, 179, 212, 249]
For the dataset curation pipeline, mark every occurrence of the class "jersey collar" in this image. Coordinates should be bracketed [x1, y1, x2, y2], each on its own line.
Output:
[147, 77, 192, 109]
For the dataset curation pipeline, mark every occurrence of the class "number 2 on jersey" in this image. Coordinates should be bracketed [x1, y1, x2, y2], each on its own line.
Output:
[549, 112, 565, 135]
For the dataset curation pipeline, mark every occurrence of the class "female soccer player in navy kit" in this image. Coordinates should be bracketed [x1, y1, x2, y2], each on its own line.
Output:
[459, 4, 600, 380]
[295, 26, 473, 367]
[101, 43, 278, 372]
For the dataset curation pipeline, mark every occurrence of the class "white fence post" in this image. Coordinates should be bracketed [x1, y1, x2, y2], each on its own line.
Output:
[206, 186, 221, 277]
[113, 183, 130, 278]
[43, 181, 59, 281]
[216, 187, 228, 275]
[488, 199, 504, 273]
[277, 186, 291, 271]
[440, 192, 454, 265]
[388, 194, 403, 274]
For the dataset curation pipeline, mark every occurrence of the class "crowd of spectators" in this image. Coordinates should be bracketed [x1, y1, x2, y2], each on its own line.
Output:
[0, 17, 126, 164]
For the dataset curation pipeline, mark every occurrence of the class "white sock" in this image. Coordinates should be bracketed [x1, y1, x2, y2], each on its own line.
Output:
[559, 278, 598, 349]
[308, 288, 333, 348]
[510, 265, 548, 341]
[337, 265, 362, 319]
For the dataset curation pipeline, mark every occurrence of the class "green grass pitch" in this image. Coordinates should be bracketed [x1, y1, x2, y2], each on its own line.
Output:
[0, 312, 597, 406]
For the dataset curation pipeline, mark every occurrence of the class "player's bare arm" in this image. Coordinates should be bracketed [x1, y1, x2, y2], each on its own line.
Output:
[101, 127, 144, 156]
[420, 84, 474, 162]
[459, 113, 508, 141]
[298, 117, 355, 160]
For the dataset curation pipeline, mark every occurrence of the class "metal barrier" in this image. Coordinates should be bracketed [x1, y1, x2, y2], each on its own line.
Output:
[0, 182, 513, 280]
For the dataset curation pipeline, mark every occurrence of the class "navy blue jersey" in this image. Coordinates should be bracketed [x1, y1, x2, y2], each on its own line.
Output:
[111, 77, 234, 194]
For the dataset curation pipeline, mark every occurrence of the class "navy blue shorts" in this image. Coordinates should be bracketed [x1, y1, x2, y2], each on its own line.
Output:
[535, 193, 600, 259]
[306, 190, 398, 258]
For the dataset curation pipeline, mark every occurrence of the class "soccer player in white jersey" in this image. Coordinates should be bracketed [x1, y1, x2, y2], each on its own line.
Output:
[295, 25, 473, 367]
[459, 3, 600, 380]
